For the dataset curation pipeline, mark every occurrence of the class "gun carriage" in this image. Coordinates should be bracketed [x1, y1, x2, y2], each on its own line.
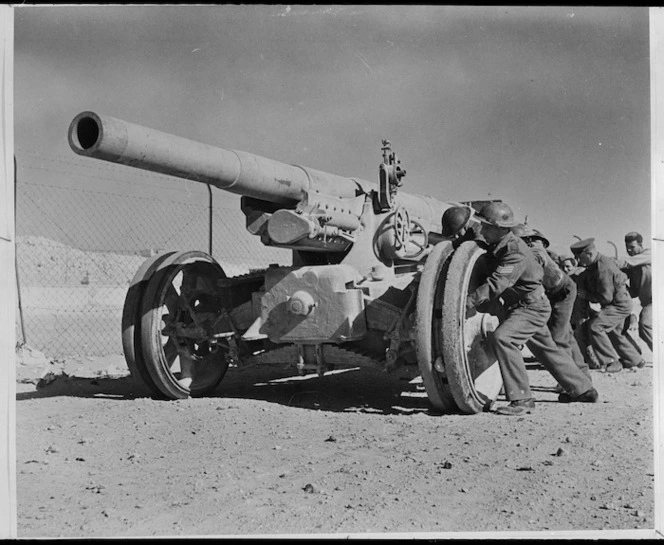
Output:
[68, 111, 503, 414]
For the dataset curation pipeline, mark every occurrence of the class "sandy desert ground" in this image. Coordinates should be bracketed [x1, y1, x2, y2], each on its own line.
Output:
[13, 344, 658, 539]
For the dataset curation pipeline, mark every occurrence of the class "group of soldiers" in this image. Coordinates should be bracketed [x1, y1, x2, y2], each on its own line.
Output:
[440, 201, 652, 416]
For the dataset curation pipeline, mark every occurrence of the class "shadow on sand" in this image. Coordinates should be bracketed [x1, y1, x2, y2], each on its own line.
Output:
[17, 358, 590, 414]
[16, 364, 447, 416]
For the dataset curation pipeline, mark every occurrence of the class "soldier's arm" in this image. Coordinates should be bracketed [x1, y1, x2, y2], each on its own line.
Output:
[467, 249, 526, 309]
[575, 270, 590, 301]
[614, 248, 651, 270]
[530, 246, 547, 267]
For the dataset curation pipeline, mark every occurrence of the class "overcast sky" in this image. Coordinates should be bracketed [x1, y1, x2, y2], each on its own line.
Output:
[14, 5, 651, 258]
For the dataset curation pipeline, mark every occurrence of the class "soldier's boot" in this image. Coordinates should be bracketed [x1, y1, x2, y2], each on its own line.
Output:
[604, 360, 622, 373]
[558, 388, 599, 403]
[495, 398, 535, 416]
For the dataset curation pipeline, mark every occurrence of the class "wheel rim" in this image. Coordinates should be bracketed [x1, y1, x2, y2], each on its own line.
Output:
[121, 251, 176, 395]
[431, 254, 448, 385]
[144, 258, 229, 397]
[457, 247, 502, 405]
[442, 241, 503, 413]
[414, 241, 458, 413]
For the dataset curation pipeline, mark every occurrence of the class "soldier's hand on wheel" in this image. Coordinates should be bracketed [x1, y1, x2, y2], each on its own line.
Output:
[465, 299, 477, 318]
[477, 300, 500, 316]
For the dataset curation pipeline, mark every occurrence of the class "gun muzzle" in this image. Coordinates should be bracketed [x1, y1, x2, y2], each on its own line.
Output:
[68, 111, 362, 204]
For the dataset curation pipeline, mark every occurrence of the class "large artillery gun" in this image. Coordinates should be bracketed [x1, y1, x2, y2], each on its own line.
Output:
[68, 111, 503, 414]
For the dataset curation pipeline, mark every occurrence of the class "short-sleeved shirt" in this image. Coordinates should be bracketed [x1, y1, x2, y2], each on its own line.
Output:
[615, 248, 652, 306]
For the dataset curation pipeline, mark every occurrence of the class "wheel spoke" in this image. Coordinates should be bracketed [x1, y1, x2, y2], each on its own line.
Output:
[182, 264, 215, 293]
[139, 252, 231, 399]
[163, 284, 181, 316]
[163, 337, 178, 365]
[180, 269, 198, 293]
[175, 345, 195, 390]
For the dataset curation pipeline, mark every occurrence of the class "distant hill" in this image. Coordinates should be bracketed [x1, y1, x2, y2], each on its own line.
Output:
[16, 234, 290, 287]
[15, 152, 291, 281]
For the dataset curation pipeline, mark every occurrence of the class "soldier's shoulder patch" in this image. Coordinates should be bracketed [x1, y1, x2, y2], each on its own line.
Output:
[496, 264, 515, 275]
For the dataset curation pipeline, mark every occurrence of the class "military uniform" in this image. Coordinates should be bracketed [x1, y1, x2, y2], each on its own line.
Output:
[467, 232, 594, 402]
[566, 265, 602, 369]
[528, 245, 591, 381]
[575, 252, 642, 368]
[615, 248, 652, 351]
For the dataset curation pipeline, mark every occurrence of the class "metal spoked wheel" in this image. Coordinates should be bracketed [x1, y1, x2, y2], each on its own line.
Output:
[414, 241, 458, 413]
[121, 251, 177, 396]
[441, 241, 503, 414]
[140, 251, 230, 399]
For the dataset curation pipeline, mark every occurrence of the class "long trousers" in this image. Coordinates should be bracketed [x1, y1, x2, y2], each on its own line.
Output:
[491, 297, 594, 401]
[587, 300, 642, 367]
[548, 281, 591, 381]
[639, 303, 653, 352]
[574, 320, 601, 368]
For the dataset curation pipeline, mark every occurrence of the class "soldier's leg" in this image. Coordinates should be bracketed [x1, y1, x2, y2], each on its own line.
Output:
[491, 305, 549, 402]
[548, 298, 570, 344]
[569, 337, 591, 378]
[621, 315, 643, 357]
[639, 304, 653, 352]
[548, 291, 591, 380]
[587, 307, 627, 366]
[574, 320, 601, 369]
[607, 321, 643, 368]
[527, 325, 594, 398]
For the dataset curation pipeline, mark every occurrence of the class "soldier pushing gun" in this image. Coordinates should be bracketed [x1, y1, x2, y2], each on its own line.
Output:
[68, 111, 509, 414]
[465, 202, 598, 415]
[571, 238, 645, 373]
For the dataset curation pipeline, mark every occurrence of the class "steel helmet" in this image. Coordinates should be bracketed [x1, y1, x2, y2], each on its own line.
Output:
[530, 229, 550, 248]
[441, 206, 472, 237]
[476, 202, 519, 228]
[511, 223, 537, 239]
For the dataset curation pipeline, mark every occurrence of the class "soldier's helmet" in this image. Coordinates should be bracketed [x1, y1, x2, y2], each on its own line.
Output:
[531, 229, 550, 248]
[476, 202, 519, 228]
[511, 223, 536, 239]
[441, 206, 472, 237]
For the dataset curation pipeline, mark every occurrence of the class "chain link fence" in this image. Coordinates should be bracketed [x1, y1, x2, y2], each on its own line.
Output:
[15, 149, 289, 358]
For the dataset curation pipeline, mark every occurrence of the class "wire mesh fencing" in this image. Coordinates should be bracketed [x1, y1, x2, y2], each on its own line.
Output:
[15, 149, 289, 358]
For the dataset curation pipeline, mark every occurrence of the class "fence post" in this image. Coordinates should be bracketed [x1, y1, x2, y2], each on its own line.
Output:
[207, 184, 213, 256]
[14, 156, 26, 346]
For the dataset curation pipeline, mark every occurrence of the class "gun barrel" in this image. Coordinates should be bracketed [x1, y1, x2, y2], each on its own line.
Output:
[68, 111, 366, 204]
